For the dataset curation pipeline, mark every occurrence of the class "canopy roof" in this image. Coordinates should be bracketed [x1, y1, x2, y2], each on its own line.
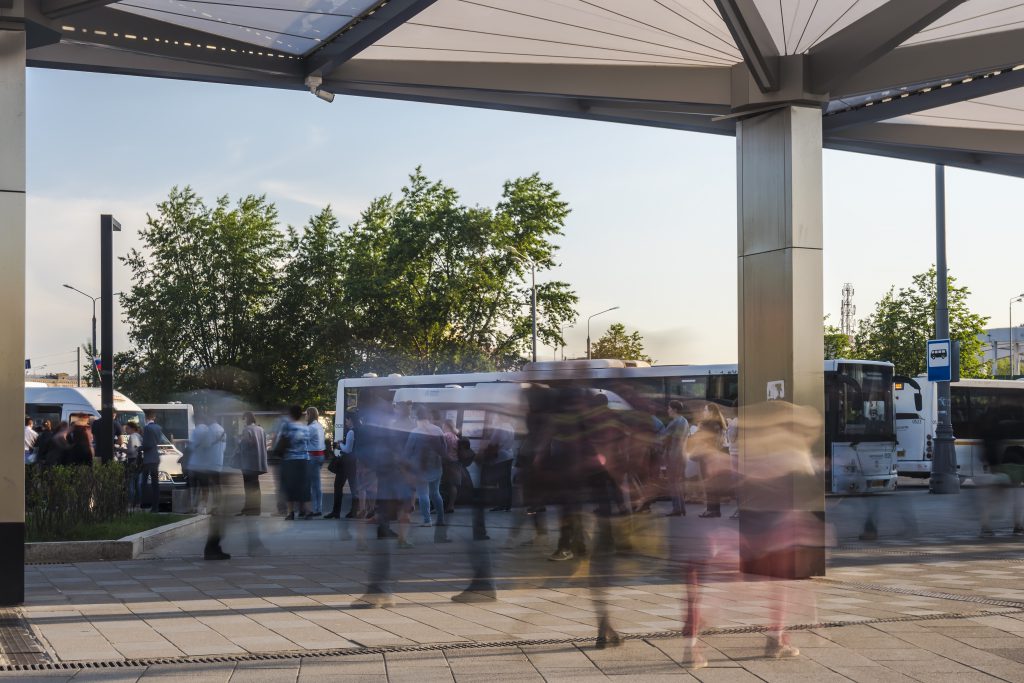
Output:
[20, 0, 1024, 176]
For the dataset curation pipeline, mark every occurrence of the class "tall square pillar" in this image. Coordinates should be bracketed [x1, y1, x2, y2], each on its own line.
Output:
[0, 26, 26, 605]
[736, 105, 826, 578]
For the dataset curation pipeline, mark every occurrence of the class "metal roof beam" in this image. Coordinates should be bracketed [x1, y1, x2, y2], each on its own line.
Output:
[809, 0, 966, 95]
[327, 60, 732, 107]
[713, 0, 779, 93]
[833, 28, 1024, 98]
[824, 69, 1024, 131]
[329, 81, 734, 136]
[829, 121, 1024, 159]
[305, 0, 437, 78]
[40, 0, 116, 20]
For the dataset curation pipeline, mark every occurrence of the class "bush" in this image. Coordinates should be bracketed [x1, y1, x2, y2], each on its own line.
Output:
[25, 462, 130, 540]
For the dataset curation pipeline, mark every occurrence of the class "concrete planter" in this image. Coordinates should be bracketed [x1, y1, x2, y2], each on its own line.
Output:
[25, 514, 208, 564]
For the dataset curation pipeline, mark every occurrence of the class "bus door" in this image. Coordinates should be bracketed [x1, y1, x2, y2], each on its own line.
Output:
[894, 376, 929, 478]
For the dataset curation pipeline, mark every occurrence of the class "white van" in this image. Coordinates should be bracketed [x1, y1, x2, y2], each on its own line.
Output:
[138, 403, 195, 450]
[25, 385, 186, 505]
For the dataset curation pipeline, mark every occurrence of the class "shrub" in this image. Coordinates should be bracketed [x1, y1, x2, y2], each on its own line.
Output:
[25, 462, 130, 540]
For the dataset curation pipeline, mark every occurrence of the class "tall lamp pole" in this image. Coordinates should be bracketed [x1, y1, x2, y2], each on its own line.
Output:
[97, 215, 121, 464]
[508, 248, 538, 363]
[930, 165, 959, 494]
[587, 306, 619, 360]
[1011, 294, 1024, 378]
[558, 324, 574, 360]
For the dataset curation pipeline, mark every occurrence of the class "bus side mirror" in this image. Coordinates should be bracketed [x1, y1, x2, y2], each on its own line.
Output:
[915, 394, 923, 412]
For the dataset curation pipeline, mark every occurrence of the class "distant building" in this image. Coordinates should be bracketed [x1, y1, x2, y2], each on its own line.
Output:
[24, 372, 78, 388]
[980, 327, 1023, 376]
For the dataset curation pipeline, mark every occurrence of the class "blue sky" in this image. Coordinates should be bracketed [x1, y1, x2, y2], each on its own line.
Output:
[24, 68, 1024, 376]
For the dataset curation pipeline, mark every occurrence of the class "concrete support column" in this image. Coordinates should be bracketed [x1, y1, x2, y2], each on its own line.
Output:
[736, 105, 826, 579]
[0, 25, 25, 606]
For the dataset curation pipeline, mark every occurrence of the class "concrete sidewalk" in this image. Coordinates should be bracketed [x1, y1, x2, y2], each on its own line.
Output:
[5, 507, 1024, 681]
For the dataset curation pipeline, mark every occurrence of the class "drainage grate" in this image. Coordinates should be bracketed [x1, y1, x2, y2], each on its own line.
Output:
[0, 609, 50, 667]
[2, 605, 1022, 673]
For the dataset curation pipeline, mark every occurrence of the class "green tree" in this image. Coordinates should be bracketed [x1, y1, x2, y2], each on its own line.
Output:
[341, 168, 578, 374]
[854, 268, 989, 377]
[590, 323, 653, 363]
[121, 187, 285, 399]
[824, 317, 853, 360]
[261, 207, 351, 408]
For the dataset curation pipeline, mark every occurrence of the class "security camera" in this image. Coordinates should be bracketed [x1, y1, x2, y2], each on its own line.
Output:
[304, 75, 335, 103]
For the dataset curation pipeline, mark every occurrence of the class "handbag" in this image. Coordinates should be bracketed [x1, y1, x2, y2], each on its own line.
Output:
[327, 455, 342, 474]
[270, 428, 291, 460]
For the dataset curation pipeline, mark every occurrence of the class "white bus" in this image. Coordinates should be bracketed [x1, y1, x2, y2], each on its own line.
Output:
[336, 359, 898, 495]
[894, 377, 1024, 481]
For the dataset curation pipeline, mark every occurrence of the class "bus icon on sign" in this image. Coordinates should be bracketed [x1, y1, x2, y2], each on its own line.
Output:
[929, 348, 948, 361]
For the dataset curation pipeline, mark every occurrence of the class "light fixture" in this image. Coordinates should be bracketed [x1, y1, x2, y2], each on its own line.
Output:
[305, 75, 335, 103]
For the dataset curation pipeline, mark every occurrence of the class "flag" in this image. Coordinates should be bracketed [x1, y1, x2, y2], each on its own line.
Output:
[94, 357, 102, 372]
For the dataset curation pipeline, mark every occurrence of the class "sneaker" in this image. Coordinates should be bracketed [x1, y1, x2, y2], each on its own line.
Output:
[356, 593, 395, 609]
[764, 637, 799, 659]
[323, 512, 340, 519]
[452, 589, 496, 603]
[548, 549, 574, 562]
[284, 513, 295, 521]
[398, 540, 414, 549]
[204, 550, 231, 561]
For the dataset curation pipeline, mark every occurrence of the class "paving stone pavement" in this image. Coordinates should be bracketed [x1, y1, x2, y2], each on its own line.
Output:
[6, 504, 1024, 680]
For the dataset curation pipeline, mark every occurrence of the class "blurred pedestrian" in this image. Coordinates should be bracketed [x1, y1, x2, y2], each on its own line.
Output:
[275, 406, 312, 521]
[404, 405, 449, 542]
[190, 413, 230, 560]
[238, 412, 268, 516]
[691, 403, 729, 518]
[661, 400, 690, 516]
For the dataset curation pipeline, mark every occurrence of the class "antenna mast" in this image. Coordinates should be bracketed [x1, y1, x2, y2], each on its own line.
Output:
[840, 283, 856, 339]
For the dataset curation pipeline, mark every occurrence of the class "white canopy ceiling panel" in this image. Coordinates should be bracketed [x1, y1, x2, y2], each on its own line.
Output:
[750, 0, 890, 55]
[361, 0, 738, 65]
[903, 0, 1024, 45]
[887, 86, 1024, 130]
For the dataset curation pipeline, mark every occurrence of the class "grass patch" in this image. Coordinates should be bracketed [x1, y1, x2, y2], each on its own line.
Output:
[27, 513, 193, 543]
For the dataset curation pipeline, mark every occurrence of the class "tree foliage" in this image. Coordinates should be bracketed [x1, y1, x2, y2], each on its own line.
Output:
[590, 323, 652, 363]
[853, 268, 989, 377]
[823, 317, 853, 360]
[118, 170, 578, 406]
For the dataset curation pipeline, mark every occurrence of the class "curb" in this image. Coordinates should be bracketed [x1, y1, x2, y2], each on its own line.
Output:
[25, 515, 208, 564]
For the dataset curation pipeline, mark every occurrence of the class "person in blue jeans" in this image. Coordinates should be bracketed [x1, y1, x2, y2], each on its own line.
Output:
[403, 406, 449, 542]
[305, 407, 326, 517]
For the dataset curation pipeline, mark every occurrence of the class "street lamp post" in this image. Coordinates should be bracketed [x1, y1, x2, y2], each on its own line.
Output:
[1012, 294, 1024, 378]
[586, 306, 619, 360]
[930, 165, 959, 494]
[507, 248, 538, 363]
[62, 284, 98, 369]
[558, 324, 573, 360]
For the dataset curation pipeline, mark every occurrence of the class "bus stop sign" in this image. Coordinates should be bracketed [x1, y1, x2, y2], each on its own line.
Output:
[927, 339, 955, 382]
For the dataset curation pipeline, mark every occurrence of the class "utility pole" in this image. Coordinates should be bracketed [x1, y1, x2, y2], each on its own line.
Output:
[96, 215, 120, 464]
[930, 166, 959, 494]
[76, 346, 81, 387]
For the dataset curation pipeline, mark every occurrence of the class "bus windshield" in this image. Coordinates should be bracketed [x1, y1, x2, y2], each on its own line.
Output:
[834, 363, 894, 441]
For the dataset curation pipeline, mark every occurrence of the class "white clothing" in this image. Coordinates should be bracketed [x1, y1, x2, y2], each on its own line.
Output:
[188, 423, 222, 472]
[306, 421, 326, 452]
[24, 426, 38, 453]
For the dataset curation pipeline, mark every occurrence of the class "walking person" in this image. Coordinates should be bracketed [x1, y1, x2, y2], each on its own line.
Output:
[275, 406, 312, 521]
[404, 406, 449, 542]
[123, 422, 143, 508]
[691, 403, 729, 518]
[306, 407, 326, 518]
[238, 412, 268, 516]
[440, 419, 462, 515]
[190, 413, 230, 560]
[661, 400, 690, 517]
[326, 412, 358, 519]
[480, 412, 515, 512]
[141, 412, 166, 511]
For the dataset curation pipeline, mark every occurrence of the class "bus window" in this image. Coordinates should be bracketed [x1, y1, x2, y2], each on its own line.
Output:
[148, 409, 189, 442]
[951, 388, 973, 438]
[834, 363, 894, 441]
[672, 377, 708, 402]
[708, 375, 738, 407]
[25, 404, 61, 430]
